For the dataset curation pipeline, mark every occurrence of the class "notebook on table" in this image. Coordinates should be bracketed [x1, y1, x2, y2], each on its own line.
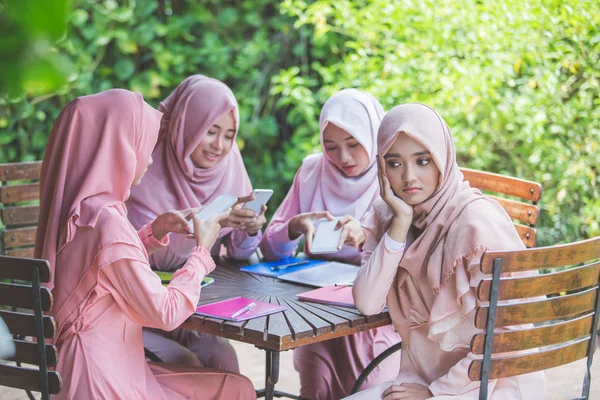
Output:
[240, 257, 326, 278]
[277, 262, 360, 288]
[154, 270, 214, 288]
[195, 296, 287, 322]
[297, 285, 355, 308]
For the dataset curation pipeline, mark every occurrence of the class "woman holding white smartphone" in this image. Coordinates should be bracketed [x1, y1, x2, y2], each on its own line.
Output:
[126, 75, 267, 373]
[260, 89, 402, 400]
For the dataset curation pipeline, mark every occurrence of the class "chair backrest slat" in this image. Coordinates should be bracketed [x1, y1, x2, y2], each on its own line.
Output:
[0, 364, 62, 395]
[475, 287, 597, 328]
[1, 205, 39, 226]
[0, 183, 40, 205]
[480, 236, 600, 273]
[471, 312, 594, 354]
[2, 226, 37, 249]
[0, 255, 51, 282]
[469, 336, 590, 381]
[0, 310, 56, 338]
[460, 167, 542, 202]
[10, 340, 58, 367]
[0, 282, 53, 311]
[486, 195, 539, 225]
[0, 162, 42, 182]
[477, 261, 600, 301]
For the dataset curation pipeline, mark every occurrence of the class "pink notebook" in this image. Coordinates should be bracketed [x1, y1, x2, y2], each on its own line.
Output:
[195, 296, 287, 321]
[296, 285, 355, 308]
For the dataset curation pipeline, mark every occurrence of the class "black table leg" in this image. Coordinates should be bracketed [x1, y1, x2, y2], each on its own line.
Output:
[265, 349, 280, 400]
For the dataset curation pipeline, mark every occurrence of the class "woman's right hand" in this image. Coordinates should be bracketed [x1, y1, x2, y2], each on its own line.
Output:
[288, 211, 335, 252]
[192, 210, 231, 250]
[378, 158, 413, 243]
[378, 158, 413, 220]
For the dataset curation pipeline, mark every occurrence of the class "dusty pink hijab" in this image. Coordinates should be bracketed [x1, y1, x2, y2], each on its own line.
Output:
[297, 89, 384, 218]
[373, 103, 524, 343]
[34, 89, 162, 293]
[126, 75, 252, 230]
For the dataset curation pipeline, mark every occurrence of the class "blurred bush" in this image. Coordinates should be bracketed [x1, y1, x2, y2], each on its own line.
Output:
[0, 0, 598, 246]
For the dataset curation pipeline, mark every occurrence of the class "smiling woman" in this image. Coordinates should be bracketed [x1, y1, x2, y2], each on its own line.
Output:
[190, 112, 236, 168]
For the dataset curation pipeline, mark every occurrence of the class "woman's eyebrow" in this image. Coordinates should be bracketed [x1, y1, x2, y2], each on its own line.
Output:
[344, 136, 355, 141]
[413, 151, 431, 156]
[383, 153, 400, 159]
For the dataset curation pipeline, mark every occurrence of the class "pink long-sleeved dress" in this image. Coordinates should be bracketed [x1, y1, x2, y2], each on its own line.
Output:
[260, 171, 402, 400]
[52, 207, 256, 399]
[346, 221, 546, 399]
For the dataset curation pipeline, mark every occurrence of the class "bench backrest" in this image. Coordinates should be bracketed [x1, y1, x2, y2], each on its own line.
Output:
[0, 161, 42, 258]
[0, 255, 62, 399]
[460, 167, 542, 248]
[470, 236, 600, 399]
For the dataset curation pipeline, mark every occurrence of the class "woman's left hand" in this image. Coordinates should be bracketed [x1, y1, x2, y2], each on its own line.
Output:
[244, 205, 267, 236]
[381, 383, 433, 400]
[335, 216, 366, 250]
[151, 209, 195, 241]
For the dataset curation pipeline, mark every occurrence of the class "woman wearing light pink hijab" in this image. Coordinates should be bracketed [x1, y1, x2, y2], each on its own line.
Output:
[35, 89, 256, 400]
[127, 75, 266, 372]
[346, 103, 545, 399]
[261, 89, 402, 400]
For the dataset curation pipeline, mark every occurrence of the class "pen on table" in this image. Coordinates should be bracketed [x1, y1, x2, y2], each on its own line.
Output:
[334, 282, 354, 287]
[270, 260, 310, 271]
[231, 302, 257, 319]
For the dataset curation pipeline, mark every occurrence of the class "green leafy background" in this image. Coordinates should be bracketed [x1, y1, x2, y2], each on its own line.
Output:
[1, 0, 598, 246]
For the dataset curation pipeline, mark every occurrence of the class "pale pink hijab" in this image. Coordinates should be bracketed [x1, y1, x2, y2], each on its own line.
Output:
[372, 103, 524, 343]
[34, 89, 162, 294]
[126, 75, 252, 230]
[297, 89, 384, 218]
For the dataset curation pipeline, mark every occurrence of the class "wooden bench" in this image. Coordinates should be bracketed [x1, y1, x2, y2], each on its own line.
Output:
[0, 255, 62, 399]
[471, 236, 600, 399]
[0, 161, 42, 258]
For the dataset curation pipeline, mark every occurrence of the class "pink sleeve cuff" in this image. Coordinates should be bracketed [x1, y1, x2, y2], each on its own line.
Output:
[268, 220, 301, 254]
[138, 223, 170, 251]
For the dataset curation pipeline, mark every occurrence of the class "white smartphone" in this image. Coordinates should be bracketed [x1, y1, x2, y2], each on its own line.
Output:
[242, 189, 274, 213]
[310, 218, 342, 254]
[189, 193, 237, 233]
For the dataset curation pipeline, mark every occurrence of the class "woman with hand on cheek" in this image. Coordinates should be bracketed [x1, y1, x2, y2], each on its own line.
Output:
[347, 103, 545, 400]
[126, 75, 265, 373]
[261, 89, 402, 400]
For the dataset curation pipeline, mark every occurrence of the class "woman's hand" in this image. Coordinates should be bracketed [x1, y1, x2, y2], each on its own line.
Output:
[288, 211, 335, 252]
[381, 383, 433, 400]
[217, 193, 261, 231]
[151, 209, 197, 241]
[192, 210, 231, 250]
[335, 216, 366, 250]
[378, 159, 413, 243]
[378, 159, 413, 220]
[244, 205, 267, 236]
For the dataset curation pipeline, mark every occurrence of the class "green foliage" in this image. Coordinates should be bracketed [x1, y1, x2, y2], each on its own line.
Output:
[0, 0, 598, 246]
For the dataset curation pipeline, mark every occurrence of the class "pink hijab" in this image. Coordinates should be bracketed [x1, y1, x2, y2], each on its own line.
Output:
[296, 89, 384, 219]
[34, 89, 162, 292]
[126, 75, 252, 230]
[372, 103, 524, 343]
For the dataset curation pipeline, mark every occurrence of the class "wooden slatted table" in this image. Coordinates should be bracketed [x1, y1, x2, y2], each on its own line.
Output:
[180, 257, 392, 400]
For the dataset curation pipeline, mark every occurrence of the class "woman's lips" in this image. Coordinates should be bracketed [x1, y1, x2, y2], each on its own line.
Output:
[203, 151, 220, 161]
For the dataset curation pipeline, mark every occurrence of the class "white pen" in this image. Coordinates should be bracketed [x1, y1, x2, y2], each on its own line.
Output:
[334, 282, 354, 287]
[231, 302, 257, 319]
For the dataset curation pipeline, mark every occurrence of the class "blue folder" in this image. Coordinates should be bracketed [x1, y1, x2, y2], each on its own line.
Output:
[240, 257, 327, 278]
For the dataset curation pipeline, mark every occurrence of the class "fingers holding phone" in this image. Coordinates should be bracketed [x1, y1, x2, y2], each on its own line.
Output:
[245, 205, 267, 236]
[193, 210, 231, 250]
[335, 215, 366, 250]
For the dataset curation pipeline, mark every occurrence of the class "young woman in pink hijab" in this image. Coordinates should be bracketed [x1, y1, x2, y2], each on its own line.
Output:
[260, 89, 402, 400]
[35, 89, 256, 400]
[346, 103, 546, 399]
[126, 75, 266, 372]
